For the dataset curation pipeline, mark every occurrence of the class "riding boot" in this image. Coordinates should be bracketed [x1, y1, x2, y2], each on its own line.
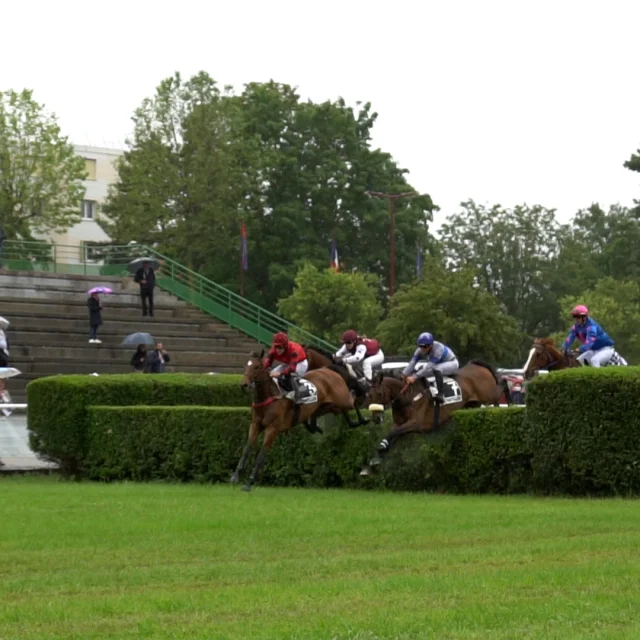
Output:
[357, 377, 371, 395]
[434, 370, 445, 404]
[427, 375, 443, 404]
[290, 374, 306, 403]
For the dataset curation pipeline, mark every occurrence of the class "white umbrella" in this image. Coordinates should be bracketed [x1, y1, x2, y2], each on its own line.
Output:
[0, 317, 9, 330]
[0, 367, 21, 379]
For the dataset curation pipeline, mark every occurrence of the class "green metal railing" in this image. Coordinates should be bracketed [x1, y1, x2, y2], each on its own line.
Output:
[1, 239, 337, 351]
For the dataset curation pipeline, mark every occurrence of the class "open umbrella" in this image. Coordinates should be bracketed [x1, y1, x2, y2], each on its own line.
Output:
[88, 286, 113, 295]
[0, 367, 21, 379]
[121, 332, 155, 347]
[128, 257, 160, 274]
[0, 317, 9, 330]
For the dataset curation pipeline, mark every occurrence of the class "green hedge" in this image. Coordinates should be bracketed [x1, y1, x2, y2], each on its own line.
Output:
[27, 374, 247, 474]
[525, 367, 640, 495]
[82, 404, 530, 492]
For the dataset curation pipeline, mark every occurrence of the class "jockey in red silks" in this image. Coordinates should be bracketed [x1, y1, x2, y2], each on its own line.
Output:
[334, 329, 384, 392]
[563, 305, 623, 367]
[263, 332, 309, 401]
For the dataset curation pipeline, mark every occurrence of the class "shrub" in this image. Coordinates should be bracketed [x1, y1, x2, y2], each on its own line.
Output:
[525, 366, 640, 495]
[27, 373, 248, 474]
[85, 406, 382, 486]
[83, 404, 529, 493]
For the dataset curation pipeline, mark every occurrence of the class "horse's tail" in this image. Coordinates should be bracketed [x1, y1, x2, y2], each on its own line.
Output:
[469, 359, 499, 384]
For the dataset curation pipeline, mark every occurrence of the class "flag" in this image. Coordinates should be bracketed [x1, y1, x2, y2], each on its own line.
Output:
[241, 221, 248, 271]
[416, 243, 423, 279]
[330, 238, 339, 271]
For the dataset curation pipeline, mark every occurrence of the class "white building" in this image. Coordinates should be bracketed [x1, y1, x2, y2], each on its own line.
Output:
[37, 145, 124, 260]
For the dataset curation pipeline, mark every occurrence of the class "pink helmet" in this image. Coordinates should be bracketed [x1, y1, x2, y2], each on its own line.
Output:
[342, 329, 358, 343]
[571, 304, 589, 317]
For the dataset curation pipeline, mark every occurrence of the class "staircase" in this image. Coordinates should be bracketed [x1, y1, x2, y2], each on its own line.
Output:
[0, 271, 262, 403]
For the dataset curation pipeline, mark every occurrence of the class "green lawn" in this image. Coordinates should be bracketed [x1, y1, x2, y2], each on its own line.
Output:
[1, 478, 639, 639]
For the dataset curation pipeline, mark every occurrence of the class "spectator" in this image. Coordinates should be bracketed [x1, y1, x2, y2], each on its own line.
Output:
[130, 344, 147, 372]
[145, 341, 170, 373]
[134, 260, 156, 317]
[87, 292, 103, 344]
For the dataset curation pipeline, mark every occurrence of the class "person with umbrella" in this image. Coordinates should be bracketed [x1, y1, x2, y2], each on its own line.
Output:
[131, 258, 158, 318]
[0, 316, 10, 366]
[87, 291, 103, 344]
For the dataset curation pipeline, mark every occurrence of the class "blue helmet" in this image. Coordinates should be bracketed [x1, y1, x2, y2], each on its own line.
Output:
[417, 332, 434, 346]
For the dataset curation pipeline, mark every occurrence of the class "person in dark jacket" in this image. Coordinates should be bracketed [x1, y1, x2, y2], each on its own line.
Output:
[134, 261, 156, 317]
[145, 341, 170, 373]
[87, 293, 103, 344]
[130, 344, 147, 372]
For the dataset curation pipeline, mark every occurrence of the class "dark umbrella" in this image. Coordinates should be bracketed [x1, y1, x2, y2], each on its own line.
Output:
[128, 257, 160, 274]
[121, 332, 155, 347]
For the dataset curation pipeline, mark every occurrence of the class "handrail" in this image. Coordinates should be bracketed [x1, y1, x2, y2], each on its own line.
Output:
[1, 239, 338, 351]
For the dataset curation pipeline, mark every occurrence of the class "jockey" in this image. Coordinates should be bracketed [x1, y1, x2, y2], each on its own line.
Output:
[334, 329, 385, 392]
[402, 332, 459, 404]
[563, 305, 615, 367]
[263, 332, 309, 401]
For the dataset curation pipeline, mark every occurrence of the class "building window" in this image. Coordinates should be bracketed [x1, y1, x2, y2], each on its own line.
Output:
[82, 200, 96, 219]
[84, 158, 97, 180]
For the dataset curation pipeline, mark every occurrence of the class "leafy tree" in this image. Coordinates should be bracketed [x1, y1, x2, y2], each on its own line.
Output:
[376, 260, 523, 365]
[277, 263, 382, 343]
[0, 89, 86, 238]
[550, 278, 640, 364]
[438, 200, 563, 338]
[624, 147, 640, 174]
[104, 73, 436, 310]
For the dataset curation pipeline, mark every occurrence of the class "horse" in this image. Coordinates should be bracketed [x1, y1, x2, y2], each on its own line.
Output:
[361, 360, 511, 476]
[522, 337, 581, 380]
[366, 370, 416, 428]
[232, 351, 368, 491]
[306, 345, 373, 399]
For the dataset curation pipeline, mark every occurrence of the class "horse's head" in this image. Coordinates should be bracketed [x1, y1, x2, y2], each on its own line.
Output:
[242, 350, 267, 389]
[524, 338, 564, 380]
[367, 370, 388, 407]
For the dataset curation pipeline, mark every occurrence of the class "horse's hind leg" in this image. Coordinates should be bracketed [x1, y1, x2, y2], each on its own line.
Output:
[231, 420, 259, 485]
[243, 426, 277, 492]
[360, 422, 425, 476]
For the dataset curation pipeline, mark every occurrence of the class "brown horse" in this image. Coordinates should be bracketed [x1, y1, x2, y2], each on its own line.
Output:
[366, 371, 416, 427]
[361, 360, 511, 475]
[306, 345, 372, 398]
[523, 338, 581, 380]
[232, 351, 367, 491]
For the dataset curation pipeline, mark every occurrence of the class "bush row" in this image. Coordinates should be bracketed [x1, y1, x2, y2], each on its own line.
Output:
[27, 374, 247, 474]
[82, 404, 529, 493]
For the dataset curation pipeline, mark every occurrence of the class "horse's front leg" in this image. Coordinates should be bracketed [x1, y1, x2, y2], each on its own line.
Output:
[231, 418, 260, 485]
[360, 421, 426, 476]
[243, 425, 278, 492]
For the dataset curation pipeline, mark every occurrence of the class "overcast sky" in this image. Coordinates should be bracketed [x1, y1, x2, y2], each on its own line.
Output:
[2, 0, 638, 229]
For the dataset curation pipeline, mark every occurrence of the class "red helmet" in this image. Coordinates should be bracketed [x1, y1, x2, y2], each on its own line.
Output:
[272, 332, 289, 347]
[571, 304, 589, 317]
[342, 329, 358, 343]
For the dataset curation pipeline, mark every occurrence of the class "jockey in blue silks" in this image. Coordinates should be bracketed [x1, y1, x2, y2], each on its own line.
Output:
[562, 304, 616, 367]
[402, 332, 459, 403]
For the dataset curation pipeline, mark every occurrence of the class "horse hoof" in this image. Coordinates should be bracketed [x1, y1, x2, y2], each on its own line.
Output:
[242, 484, 252, 492]
[230, 473, 240, 485]
[370, 457, 382, 468]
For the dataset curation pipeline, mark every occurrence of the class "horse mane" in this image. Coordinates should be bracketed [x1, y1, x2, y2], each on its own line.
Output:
[468, 359, 499, 383]
[305, 345, 334, 360]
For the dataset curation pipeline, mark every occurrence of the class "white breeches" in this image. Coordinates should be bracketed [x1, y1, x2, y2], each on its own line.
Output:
[272, 359, 309, 376]
[577, 347, 613, 368]
[418, 359, 459, 378]
[346, 350, 385, 381]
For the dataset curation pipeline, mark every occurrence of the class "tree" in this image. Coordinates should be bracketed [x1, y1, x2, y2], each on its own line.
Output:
[0, 89, 86, 238]
[104, 73, 436, 311]
[376, 260, 523, 365]
[438, 200, 563, 338]
[624, 147, 640, 174]
[277, 263, 382, 343]
[551, 278, 640, 364]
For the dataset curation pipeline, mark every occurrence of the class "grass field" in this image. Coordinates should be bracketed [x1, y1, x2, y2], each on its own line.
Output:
[1, 478, 640, 639]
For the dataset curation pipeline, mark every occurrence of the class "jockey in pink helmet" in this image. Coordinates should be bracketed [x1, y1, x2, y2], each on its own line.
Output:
[562, 305, 617, 367]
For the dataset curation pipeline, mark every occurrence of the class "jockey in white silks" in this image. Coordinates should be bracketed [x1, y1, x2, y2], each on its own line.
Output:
[334, 329, 385, 393]
[402, 332, 459, 404]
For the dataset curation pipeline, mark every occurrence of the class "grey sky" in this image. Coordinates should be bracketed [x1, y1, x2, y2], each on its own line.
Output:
[2, 0, 638, 229]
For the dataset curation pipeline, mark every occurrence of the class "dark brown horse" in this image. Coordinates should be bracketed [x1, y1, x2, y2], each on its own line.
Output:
[523, 338, 581, 380]
[306, 345, 372, 398]
[232, 351, 366, 491]
[361, 360, 511, 475]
